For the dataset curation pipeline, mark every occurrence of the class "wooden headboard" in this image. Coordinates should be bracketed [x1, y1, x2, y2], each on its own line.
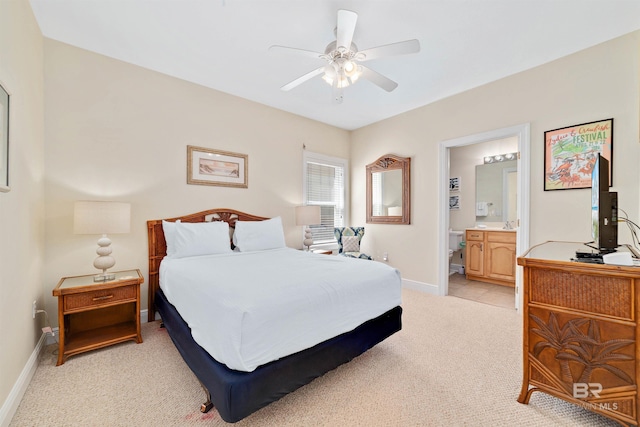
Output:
[147, 208, 269, 321]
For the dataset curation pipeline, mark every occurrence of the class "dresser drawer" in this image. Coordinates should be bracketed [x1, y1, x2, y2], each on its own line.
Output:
[63, 285, 136, 312]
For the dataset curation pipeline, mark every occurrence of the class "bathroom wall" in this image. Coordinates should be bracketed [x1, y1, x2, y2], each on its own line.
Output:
[449, 137, 518, 231]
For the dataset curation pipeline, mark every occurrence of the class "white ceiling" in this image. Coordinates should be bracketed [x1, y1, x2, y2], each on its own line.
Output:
[30, 0, 640, 130]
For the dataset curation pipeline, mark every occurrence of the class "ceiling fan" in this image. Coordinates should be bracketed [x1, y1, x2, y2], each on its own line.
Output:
[269, 9, 420, 103]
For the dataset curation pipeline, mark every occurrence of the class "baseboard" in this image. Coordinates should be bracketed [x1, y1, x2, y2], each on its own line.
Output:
[402, 278, 439, 295]
[3, 308, 152, 425]
[0, 332, 47, 427]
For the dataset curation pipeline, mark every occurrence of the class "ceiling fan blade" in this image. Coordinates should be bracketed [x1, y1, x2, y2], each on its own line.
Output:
[269, 45, 325, 60]
[360, 66, 398, 92]
[336, 9, 358, 52]
[357, 39, 420, 62]
[280, 67, 325, 91]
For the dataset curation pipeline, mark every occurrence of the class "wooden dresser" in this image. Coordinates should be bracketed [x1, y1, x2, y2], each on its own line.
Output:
[517, 242, 640, 426]
[465, 229, 516, 287]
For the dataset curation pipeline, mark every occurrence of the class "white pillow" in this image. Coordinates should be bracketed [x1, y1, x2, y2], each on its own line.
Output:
[233, 217, 286, 252]
[162, 220, 181, 258]
[172, 221, 232, 258]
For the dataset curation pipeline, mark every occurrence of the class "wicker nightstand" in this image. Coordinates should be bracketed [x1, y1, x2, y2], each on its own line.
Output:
[52, 269, 143, 366]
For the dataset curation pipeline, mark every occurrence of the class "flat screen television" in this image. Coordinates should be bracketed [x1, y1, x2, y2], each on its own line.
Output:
[591, 153, 617, 252]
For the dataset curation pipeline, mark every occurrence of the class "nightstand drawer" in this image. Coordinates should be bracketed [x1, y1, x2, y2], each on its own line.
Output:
[64, 285, 136, 312]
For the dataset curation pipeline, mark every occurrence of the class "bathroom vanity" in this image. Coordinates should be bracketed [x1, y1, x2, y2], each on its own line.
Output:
[465, 228, 516, 287]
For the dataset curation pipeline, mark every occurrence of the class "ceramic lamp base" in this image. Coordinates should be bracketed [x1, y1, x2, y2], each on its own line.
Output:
[303, 227, 314, 251]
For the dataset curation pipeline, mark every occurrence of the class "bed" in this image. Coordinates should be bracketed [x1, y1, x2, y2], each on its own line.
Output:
[147, 208, 402, 423]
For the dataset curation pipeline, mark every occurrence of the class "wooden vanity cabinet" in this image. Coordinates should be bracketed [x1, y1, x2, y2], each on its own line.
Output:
[465, 229, 516, 287]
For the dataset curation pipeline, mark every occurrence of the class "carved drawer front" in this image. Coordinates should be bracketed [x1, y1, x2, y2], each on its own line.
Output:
[528, 306, 637, 423]
[64, 285, 136, 312]
[529, 269, 633, 320]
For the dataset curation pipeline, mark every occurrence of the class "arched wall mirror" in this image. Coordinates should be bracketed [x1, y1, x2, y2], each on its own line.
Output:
[366, 154, 411, 224]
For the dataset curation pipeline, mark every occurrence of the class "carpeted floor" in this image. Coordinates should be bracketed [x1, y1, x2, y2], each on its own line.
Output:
[11, 289, 618, 426]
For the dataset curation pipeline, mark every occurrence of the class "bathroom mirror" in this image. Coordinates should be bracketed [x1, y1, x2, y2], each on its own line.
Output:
[475, 160, 517, 223]
[366, 154, 411, 224]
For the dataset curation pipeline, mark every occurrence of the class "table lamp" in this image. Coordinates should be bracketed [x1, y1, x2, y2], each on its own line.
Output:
[74, 201, 131, 282]
[295, 205, 321, 251]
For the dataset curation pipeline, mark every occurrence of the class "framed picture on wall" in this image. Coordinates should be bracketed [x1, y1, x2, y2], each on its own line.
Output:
[449, 195, 460, 210]
[187, 145, 248, 188]
[543, 118, 613, 191]
[449, 176, 461, 192]
[0, 81, 9, 193]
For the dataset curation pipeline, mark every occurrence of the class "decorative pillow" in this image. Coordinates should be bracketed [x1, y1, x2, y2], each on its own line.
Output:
[172, 221, 232, 258]
[233, 217, 286, 252]
[162, 220, 181, 258]
[342, 235, 361, 253]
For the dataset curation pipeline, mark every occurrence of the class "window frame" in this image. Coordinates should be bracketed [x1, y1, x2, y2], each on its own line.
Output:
[302, 151, 349, 250]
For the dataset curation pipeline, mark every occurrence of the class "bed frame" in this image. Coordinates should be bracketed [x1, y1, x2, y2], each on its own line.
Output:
[147, 208, 402, 423]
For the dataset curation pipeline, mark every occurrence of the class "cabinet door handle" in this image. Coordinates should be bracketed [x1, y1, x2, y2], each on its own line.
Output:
[480, 243, 483, 251]
[92, 295, 114, 301]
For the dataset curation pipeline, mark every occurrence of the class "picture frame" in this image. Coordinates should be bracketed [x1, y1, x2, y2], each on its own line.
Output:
[544, 118, 613, 191]
[449, 195, 460, 210]
[187, 145, 248, 188]
[449, 176, 461, 192]
[0, 82, 9, 193]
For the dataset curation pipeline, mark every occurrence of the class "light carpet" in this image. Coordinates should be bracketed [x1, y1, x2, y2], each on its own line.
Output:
[10, 289, 618, 426]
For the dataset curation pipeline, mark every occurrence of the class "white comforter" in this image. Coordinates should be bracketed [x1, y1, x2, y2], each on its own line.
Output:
[159, 248, 401, 372]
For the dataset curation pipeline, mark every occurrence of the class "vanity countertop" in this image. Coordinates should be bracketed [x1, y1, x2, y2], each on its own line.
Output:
[468, 226, 517, 232]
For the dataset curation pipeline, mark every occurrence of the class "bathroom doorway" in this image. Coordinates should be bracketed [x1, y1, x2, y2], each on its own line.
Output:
[438, 124, 530, 311]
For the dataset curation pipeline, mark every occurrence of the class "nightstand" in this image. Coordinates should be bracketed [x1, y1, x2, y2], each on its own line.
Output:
[52, 269, 143, 366]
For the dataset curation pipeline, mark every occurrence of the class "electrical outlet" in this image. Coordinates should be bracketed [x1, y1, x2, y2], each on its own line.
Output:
[32, 300, 37, 319]
[383, 252, 389, 262]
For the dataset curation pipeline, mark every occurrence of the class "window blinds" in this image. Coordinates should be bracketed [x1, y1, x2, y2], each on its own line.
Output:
[305, 161, 344, 243]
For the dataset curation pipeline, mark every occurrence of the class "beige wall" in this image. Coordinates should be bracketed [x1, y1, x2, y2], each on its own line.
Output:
[42, 39, 351, 321]
[351, 31, 640, 287]
[0, 0, 45, 413]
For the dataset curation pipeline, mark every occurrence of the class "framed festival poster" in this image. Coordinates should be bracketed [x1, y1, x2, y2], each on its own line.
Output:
[543, 118, 613, 191]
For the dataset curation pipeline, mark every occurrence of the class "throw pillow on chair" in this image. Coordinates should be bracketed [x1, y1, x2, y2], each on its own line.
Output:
[342, 236, 361, 253]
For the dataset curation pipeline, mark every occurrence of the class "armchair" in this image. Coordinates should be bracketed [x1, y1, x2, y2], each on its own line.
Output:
[334, 227, 373, 260]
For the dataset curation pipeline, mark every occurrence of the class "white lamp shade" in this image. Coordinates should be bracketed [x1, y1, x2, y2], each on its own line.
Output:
[295, 205, 321, 226]
[74, 201, 131, 235]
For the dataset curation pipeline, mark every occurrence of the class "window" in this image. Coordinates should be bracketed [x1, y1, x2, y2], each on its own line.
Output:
[303, 151, 348, 246]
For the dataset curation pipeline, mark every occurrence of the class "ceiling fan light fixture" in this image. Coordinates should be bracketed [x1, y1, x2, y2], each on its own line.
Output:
[322, 65, 337, 86]
[348, 65, 362, 83]
[343, 60, 355, 75]
[336, 75, 350, 89]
